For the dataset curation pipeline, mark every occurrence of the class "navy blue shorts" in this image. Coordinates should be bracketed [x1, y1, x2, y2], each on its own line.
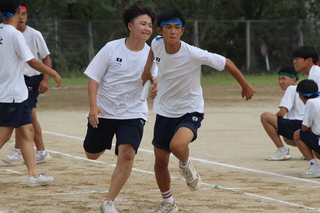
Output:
[300, 130, 320, 154]
[0, 100, 32, 128]
[83, 118, 145, 155]
[24, 74, 43, 108]
[277, 117, 302, 140]
[152, 112, 204, 152]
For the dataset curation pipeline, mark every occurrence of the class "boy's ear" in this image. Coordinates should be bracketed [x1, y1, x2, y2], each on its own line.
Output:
[306, 57, 313, 63]
[157, 27, 162, 34]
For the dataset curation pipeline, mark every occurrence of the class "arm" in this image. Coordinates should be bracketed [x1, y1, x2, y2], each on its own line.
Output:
[87, 79, 104, 128]
[141, 49, 155, 85]
[301, 124, 310, 132]
[276, 107, 288, 117]
[38, 55, 51, 93]
[27, 58, 61, 87]
[225, 58, 255, 100]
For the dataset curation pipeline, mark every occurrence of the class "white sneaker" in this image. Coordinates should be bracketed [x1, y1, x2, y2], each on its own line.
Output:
[179, 161, 201, 191]
[100, 201, 118, 213]
[35, 152, 52, 164]
[27, 173, 54, 187]
[2, 149, 22, 164]
[265, 149, 292, 161]
[299, 167, 320, 178]
[152, 201, 178, 213]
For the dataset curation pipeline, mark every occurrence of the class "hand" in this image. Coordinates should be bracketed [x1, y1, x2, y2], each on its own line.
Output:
[38, 80, 49, 94]
[88, 105, 104, 128]
[141, 68, 153, 86]
[241, 84, 255, 100]
[53, 72, 62, 88]
[149, 78, 158, 99]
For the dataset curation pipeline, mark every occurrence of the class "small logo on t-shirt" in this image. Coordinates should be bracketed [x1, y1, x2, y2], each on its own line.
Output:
[156, 57, 161, 63]
[0, 36, 3, 45]
[116, 57, 122, 65]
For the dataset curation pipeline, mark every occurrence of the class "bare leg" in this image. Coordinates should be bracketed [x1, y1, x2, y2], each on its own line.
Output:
[0, 127, 14, 149]
[105, 144, 135, 201]
[260, 112, 284, 147]
[170, 127, 193, 163]
[19, 124, 38, 178]
[154, 147, 171, 192]
[31, 107, 45, 151]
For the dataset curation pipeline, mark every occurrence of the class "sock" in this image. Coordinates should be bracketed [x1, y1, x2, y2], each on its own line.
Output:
[308, 158, 320, 169]
[179, 159, 189, 168]
[36, 150, 47, 155]
[161, 189, 173, 203]
[277, 147, 287, 153]
[13, 148, 21, 153]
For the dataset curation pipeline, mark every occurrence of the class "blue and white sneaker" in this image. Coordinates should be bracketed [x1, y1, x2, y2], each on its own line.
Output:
[265, 149, 292, 161]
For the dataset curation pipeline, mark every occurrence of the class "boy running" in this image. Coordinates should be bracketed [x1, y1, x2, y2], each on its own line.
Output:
[142, 8, 255, 213]
[83, 1, 156, 212]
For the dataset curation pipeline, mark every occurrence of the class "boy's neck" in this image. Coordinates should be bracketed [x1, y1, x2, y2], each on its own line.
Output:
[164, 40, 181, 54]
[125, 37, 145, 51]
[3, 17, 19, 28]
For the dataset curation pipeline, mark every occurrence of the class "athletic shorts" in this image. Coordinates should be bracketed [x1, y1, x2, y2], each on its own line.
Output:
[0, 100, 32, 128]
[24, 74, 43, 108]
[83, 118, 145, 155]
[300, 130, 320, 155]
[277, 117, 302, 140]
[152, 112, 204, 152]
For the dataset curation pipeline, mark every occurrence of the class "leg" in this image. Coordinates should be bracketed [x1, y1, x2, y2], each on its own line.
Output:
[105, 144, 135, 201]
[260, 112, 284, 147]
[31, 107, 45, 151]
[154, 147, 171, 193]
[18, 124, 38, 177]
[294, 130, 314, 161]
[283, 137, 297, 147]
[0, 127, 14, 149]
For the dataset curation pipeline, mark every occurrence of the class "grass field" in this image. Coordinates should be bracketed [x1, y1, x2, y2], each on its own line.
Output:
[50, 73, 307, 87]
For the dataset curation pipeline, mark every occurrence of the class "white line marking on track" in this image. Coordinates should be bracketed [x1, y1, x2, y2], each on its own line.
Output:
[4, 169, 22, 174]
[43, 131, 320, 212]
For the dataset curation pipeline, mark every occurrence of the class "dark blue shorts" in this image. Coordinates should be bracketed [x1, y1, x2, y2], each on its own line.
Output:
[83, 118, 145, 155]
[152, 112, 204, 152]
[300, 130, 320, 155]
[277, 117, 302, 140]
[0, 100, 32, 128]
[24, 74, 43, 109]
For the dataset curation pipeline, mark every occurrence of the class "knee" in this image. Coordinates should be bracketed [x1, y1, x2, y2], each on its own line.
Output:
[293, 130, 300, 143]
[260, 112, 271, 123]
[85, 151, 104, 160]
[118, 144, 136, 161]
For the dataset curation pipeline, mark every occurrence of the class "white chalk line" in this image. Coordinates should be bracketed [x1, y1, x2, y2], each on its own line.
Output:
[40, 131, 320, 211]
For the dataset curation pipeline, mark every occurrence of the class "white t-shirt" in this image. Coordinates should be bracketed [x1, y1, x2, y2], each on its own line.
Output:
[151, 38, 226, 117]
[308, 65, 320, 91]
[302, 98, 320, 135]
[278, 85, 304, 120]
[0, 24, 34, 103]
[84, 38, 149, 120]
[22, 26, 50, 77]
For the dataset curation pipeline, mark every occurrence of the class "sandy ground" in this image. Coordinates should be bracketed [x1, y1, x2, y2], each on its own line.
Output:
[1, 84, 320, 213]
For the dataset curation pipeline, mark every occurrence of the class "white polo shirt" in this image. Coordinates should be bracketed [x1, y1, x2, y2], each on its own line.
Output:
[0, 24, 34, 103]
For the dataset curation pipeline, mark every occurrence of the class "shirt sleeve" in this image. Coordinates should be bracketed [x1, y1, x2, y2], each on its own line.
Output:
[34, 30, 50, 59]
[84, 44, 110, 83]
[12, 32, 34, 62]
[279, 85, 295, 111]
[302, 100, 315, 128]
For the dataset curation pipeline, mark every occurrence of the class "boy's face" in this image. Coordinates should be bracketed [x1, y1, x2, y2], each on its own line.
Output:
[17, 9, 27, 30]
[293, 57, 312, 75]
[128, 14, 153, 41]
[157, 23, 185, 45]
[278, 75, 295, 90]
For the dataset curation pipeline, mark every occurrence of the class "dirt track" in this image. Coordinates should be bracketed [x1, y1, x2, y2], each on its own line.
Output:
[1, 84, 320, 213]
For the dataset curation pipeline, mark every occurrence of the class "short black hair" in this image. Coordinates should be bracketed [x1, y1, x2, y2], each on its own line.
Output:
[157, 8, 185, 28]
[292, 45, 319, 64]
[122, 1, 156, 31]
[0, 0, 22, 14]
[296, 79, 319, 99]
[278, 66, 298, 78]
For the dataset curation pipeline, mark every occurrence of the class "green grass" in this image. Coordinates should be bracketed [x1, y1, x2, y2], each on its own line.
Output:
[49, 74, 307, 87]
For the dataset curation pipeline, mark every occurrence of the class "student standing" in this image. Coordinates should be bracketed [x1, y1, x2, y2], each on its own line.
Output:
[0, 0, 61, 186]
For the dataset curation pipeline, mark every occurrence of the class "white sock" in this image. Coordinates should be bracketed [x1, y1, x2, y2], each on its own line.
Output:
[308, 158, 320, 169]
[13, 148, 21, 152]
[161, 189, 174, 203]
[36, 150, 47, 155]
[277, 147, 287, 153]
[179, 160, 189, 168]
